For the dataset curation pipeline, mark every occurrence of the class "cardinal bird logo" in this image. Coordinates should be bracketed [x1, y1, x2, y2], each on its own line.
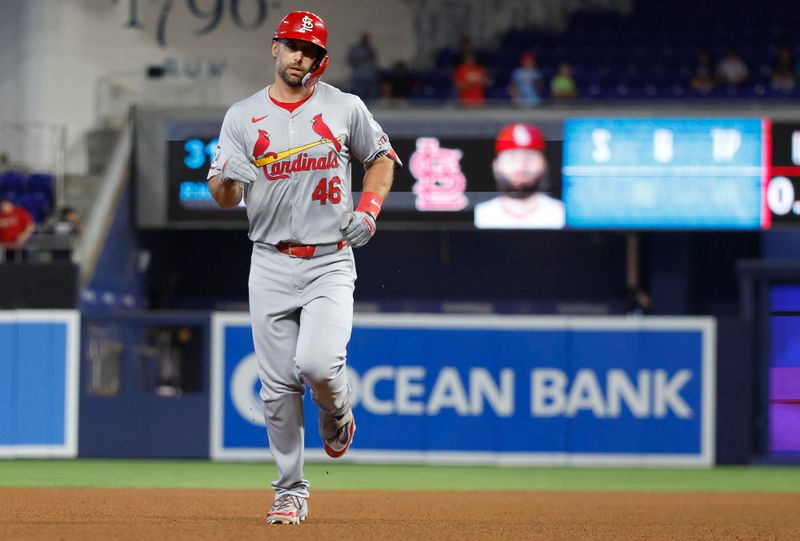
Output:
[251, 120, 343, 181]
[311, 113, 342, 153]
[253, 129, 271, 160]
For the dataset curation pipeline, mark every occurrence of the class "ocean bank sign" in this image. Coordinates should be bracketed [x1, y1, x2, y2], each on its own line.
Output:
[211, 314, 715, 466]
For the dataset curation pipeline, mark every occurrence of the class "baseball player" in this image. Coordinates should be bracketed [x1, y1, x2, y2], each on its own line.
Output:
[207, 11, 400, 525]
[473, 123, 565, 229]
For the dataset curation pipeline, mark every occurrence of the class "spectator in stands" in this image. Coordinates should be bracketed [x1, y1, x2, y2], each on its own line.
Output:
[769, 46, 796, 91]
[715, 49, 749, 86]
[347, 33, 379, 101]
[380, 61, 415, 103]
[453, 52, 490, 106]
[508, 52, 544, 107]
[549, 63, 577, 100]
[49, 207, 81, 261]
[52, 207, 83, 237]
[689, 50, 716, 93]
[0, 198, 35, 257]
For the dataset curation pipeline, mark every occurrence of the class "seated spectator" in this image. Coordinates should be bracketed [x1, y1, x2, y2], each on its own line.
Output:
[508, 52, 544, 107]
[0, 198, 35, 260]
[550, 63, 577, 100]
[52, 207, 83, 236]
[380, 61, 415, 102]
[347, 33, 379, 101]
[453, 52, 489, 106]
[770, 46, 796, 91]
[48, 207, 82, 261]
[716, 49, 749, 86]
[689, 50, 716, 93]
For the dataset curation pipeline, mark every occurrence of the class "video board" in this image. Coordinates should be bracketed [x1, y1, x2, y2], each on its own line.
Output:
[166, 134, 564, 229]
[767, 122, 800, 228]
[161, 117, 800, 231]
[562, 118, 768, 229]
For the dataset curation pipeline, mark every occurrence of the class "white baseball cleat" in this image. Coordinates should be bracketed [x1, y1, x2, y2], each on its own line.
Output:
[267, 494, 308, 525]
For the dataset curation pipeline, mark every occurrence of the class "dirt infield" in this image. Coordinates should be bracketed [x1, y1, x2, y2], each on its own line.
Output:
[2, 488, 800, 540]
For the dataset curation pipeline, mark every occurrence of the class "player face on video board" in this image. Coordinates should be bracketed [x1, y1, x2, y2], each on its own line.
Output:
[474, 123, 565, 229]
[493, 147, 548, 197]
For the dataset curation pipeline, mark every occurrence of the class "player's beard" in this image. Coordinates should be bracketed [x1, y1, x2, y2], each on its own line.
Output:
[493, 150, 548, 199]
[495, 176, 542, 199]
[495, 166, 551, 199]
[277, 59, 306, 88]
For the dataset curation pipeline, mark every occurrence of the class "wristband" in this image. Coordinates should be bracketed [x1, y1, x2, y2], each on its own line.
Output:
[356, 192, 383, 220]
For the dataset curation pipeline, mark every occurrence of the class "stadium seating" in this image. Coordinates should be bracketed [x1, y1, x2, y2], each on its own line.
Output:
[0, 170, 55, 223]
[405, 0, 800, 103]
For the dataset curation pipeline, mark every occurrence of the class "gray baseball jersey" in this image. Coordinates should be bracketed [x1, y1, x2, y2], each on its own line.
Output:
[208, 82, 393, 244]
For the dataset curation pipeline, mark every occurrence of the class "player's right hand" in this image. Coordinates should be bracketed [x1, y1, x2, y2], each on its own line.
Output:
[220, 154, 258, 185]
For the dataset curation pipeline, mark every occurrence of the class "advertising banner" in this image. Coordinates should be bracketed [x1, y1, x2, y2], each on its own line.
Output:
[0, 311, 80, 458]
[211, 314, 715, 466]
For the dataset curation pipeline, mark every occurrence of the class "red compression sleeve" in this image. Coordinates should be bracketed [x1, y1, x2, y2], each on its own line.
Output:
[356, 192, 383, 220]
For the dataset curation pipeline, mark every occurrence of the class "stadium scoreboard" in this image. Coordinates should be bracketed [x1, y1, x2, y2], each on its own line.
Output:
[562, 118, 768, 229]
[162, 117, 800, 230]
[768, 122, 800, 228]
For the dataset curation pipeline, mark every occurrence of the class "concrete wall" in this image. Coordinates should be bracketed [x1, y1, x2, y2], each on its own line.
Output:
[0, 0, 415, 174]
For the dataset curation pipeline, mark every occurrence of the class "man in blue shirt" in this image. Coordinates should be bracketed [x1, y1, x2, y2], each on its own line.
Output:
[509, 53, 543, 107]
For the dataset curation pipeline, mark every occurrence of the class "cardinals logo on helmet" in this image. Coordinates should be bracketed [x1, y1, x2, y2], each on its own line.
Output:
[300, 16, 314, 32]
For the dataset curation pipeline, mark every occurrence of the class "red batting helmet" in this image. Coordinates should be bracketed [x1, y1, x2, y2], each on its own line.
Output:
[273, 11, 328, 53]
[495, 123, 546, 154]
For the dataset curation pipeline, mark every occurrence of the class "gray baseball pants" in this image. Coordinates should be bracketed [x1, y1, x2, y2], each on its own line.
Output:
[248, 241, 355, 498]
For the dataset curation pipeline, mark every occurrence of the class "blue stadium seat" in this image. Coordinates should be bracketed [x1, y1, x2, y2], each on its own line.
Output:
[26, 173, 54, 196]
[488, 66, 511, 88]
[435, 49, 457, 69]
[486, 85, 511, 101]
[670, 84, 687, 98]
[0, 170, 25, 193]
[763, 86, 800, 100]
[16, 192, 51, 223]
[425, 0, 800, 102]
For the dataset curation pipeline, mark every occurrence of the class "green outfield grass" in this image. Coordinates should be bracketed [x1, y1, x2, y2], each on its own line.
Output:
[1, 460, 800, 492]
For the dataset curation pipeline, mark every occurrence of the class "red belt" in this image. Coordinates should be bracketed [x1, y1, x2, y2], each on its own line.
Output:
[275, 240, 347, 258]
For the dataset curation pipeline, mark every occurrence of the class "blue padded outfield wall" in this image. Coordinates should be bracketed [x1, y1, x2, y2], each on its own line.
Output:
[211, 314, 716, 466]
[0, 311, 80, 458]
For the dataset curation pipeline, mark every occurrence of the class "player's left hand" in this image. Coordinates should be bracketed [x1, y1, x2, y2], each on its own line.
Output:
[341, 211, 376, 248]
[220, 154, 258, 185]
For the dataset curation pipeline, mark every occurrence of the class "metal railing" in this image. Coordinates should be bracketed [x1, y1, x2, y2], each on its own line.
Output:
[0, 233, 76, 264]
[74, 119, 133, 286]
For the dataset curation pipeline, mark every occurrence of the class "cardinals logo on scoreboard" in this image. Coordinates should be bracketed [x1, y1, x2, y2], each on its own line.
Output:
[409, 137, 469, 211]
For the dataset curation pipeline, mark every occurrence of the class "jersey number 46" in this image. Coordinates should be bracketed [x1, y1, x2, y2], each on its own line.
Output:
[312, 177, 342, 205]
